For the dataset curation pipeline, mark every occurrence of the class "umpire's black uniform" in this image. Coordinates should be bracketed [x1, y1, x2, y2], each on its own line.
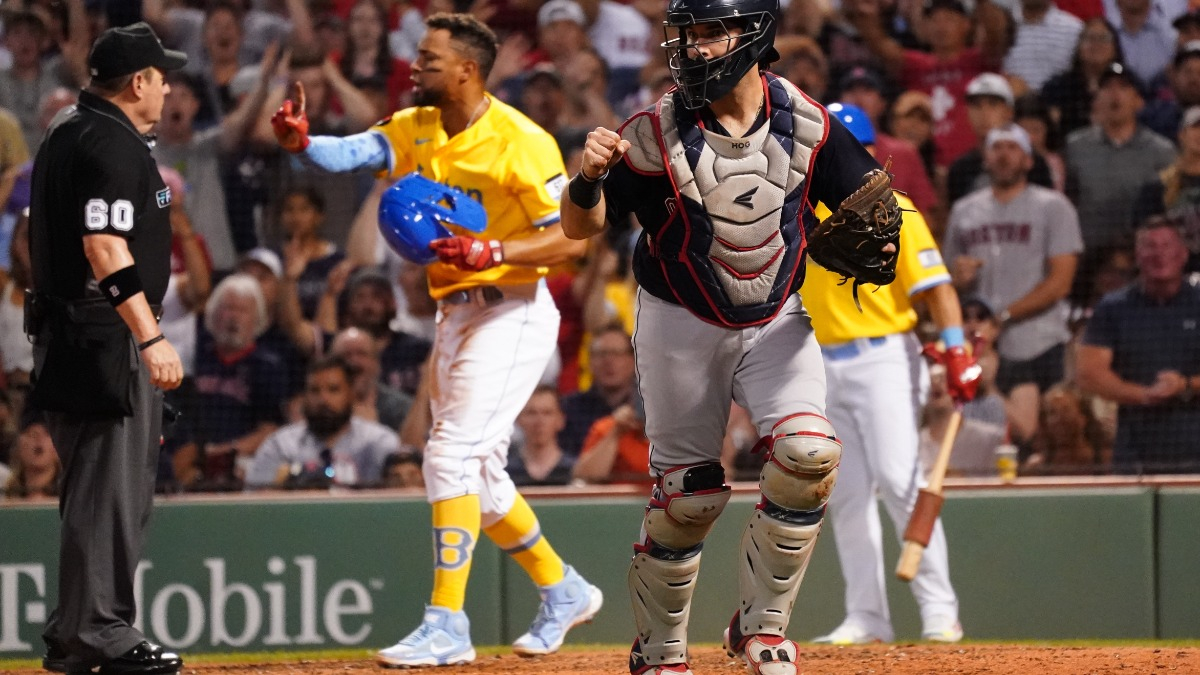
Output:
[28, 23, 186, 675]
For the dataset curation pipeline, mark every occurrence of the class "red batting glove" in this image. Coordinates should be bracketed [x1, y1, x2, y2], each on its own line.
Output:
[430, 236, 504, 271]
[923, 343, 982, 404]
[271, 83, 310, 153]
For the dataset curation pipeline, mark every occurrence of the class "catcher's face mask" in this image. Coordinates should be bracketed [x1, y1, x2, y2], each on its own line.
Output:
[663, 5, 777, 109]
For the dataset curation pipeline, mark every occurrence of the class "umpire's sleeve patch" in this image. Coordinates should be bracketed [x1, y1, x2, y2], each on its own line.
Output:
[917, 248, 943, 268]
[544, 173, 566, 202]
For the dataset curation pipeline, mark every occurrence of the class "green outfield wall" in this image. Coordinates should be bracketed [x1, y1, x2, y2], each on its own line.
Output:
[0, 485, 1195, 659]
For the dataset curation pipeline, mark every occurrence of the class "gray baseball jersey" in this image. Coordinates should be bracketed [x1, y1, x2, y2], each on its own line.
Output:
[944, 184, 1083, 361]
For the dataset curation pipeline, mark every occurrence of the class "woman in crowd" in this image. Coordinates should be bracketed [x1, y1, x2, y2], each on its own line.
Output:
[337, 0, 413, 114]
[1041, 18, 1124, 137]
[3, 420, 59, 501]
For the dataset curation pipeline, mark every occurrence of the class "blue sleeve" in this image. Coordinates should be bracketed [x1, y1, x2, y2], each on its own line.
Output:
[301, 132, 389, 173]
[808, 115, 883, 212]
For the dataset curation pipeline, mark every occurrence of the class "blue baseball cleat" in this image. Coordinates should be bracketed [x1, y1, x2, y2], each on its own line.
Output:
[512, 565, 604, 656]
[376, 606, 476, 668]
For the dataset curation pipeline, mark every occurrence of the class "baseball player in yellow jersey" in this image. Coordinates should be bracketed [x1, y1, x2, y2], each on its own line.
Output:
[271, 13, 602, 668]
[802, 104, 980, 645]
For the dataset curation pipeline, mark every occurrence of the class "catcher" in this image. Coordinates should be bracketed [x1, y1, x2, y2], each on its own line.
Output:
[558, 0, 899, 671]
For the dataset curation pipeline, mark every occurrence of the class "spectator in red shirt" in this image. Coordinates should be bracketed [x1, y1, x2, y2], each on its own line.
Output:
[850, 0, 1009, 167]
[572, 390, 652, 487]
[838, 65, 941, 217]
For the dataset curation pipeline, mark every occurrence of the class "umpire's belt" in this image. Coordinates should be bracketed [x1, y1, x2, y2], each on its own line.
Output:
[438, 282, 539, 308]
[820, 336, 889, 361]
[59, 298, 164, 323]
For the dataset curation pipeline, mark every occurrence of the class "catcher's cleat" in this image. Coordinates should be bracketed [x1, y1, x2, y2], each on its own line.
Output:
[376, 606, 476, 668]
[810, 621, 889, 645]
[629, 638, 693, 675]
[921, 622, 963, 643]
[724, 614, 800, 675]
[512, 565, 604, 656]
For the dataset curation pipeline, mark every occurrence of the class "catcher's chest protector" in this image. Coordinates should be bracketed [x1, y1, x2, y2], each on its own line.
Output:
[621, 73, 828, 327]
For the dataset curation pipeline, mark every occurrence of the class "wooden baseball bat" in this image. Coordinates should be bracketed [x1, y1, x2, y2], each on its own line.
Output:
[895, 409, 961, 582]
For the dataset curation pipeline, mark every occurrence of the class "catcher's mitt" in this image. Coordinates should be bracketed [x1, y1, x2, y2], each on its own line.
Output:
[808, 163, 902, 309]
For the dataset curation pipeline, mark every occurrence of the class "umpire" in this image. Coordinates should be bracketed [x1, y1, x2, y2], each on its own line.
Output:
[28, 23, 186, 675]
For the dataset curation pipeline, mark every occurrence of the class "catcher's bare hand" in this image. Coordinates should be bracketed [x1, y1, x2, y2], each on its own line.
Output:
[581, 128, 631, 180]
[142, 338, 183, 391]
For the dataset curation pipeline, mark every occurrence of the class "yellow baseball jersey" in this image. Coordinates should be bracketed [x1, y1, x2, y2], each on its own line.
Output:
[371, 96, 567, 299]
[801, 193, 950, 344]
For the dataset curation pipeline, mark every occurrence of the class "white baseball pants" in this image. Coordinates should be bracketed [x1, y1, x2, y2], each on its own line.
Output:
[822, 332, 958, 638]
[422, 281, 558, 525]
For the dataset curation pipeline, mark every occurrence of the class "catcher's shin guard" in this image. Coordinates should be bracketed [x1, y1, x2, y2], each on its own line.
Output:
[737, 414, 840, 637]
[629, 463, 731, 667]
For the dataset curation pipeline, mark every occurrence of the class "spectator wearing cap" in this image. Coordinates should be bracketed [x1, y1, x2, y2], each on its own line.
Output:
[279, 263, 432, 396]
[537, 0, 591, 66]
[948, 73, 1058, 205]
[849, 0, 1009, 167]
[945, 124, 1084, 443]
[155, 53, 284, 272]
[1112, 0, 1179, 87]
[888, 90, 940, 180]
[839, 66, 940, 217]
[1003, 0, 1085, 92]
[0, 10, 88, 153]
[1077, 216, 1200, 473]
[1133, 106, 1200, 269]
[1066, 62, 1175, 250]
[236, 247, 310, 398]
[519, 63, 570, 136]
[1139, 41, 1200, 139]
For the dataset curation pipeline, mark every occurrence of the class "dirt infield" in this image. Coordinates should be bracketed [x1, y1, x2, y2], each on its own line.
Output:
[11, 644, 1200, 675]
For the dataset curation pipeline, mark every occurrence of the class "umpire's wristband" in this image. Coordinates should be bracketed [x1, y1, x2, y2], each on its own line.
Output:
[98, 265, 143, 308]
[568, 171, 606, 209]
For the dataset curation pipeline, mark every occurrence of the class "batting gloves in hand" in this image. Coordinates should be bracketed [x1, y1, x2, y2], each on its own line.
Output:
[271, 100, 310, 153]
[430, 236, 504, 271]
[924, 343, 982, 404]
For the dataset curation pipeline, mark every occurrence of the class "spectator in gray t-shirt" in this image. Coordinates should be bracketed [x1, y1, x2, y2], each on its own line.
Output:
[1065, 63, 1176, 250]
[945, 124, 1084, 441]
[246, 355, 400, 488]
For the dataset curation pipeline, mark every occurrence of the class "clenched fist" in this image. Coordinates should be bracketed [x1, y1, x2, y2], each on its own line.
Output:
[580, 127, 631, 180]
[271, 82, 310, 153]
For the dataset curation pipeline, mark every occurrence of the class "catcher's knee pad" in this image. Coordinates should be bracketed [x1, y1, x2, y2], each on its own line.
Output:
[643, 463, 732, 550]
[737, 501, 824, 637]
[759, 413, 841, 512]
[629, 463, 730, 666]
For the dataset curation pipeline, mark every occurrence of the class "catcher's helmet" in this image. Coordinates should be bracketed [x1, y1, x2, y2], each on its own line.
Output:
[827, 102, 875, 145]
[378, 173, 487, 264]
[663, 0, 780, 109]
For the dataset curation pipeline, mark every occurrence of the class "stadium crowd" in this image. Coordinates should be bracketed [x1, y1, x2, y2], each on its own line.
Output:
[0, 0, 1199, 500]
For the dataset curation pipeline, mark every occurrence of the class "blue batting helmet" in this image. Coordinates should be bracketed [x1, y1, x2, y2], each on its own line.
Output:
[378, 173, 488, 264]
[827, 102, 875, 146]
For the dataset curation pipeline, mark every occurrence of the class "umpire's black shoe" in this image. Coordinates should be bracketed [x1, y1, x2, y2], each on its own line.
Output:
[97, 642, 183, 675]
[42, 643, 70, 673]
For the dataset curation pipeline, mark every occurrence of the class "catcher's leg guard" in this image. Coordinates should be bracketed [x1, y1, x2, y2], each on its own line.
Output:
[737, 414, 840, 638]
[629, 463, 731, 668]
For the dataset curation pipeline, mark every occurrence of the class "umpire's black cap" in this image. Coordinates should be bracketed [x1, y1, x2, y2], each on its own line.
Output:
[88, 22, 188, 81]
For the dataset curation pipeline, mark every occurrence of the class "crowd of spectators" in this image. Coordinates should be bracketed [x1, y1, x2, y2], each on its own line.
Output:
[0, 0, 1198, 499]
